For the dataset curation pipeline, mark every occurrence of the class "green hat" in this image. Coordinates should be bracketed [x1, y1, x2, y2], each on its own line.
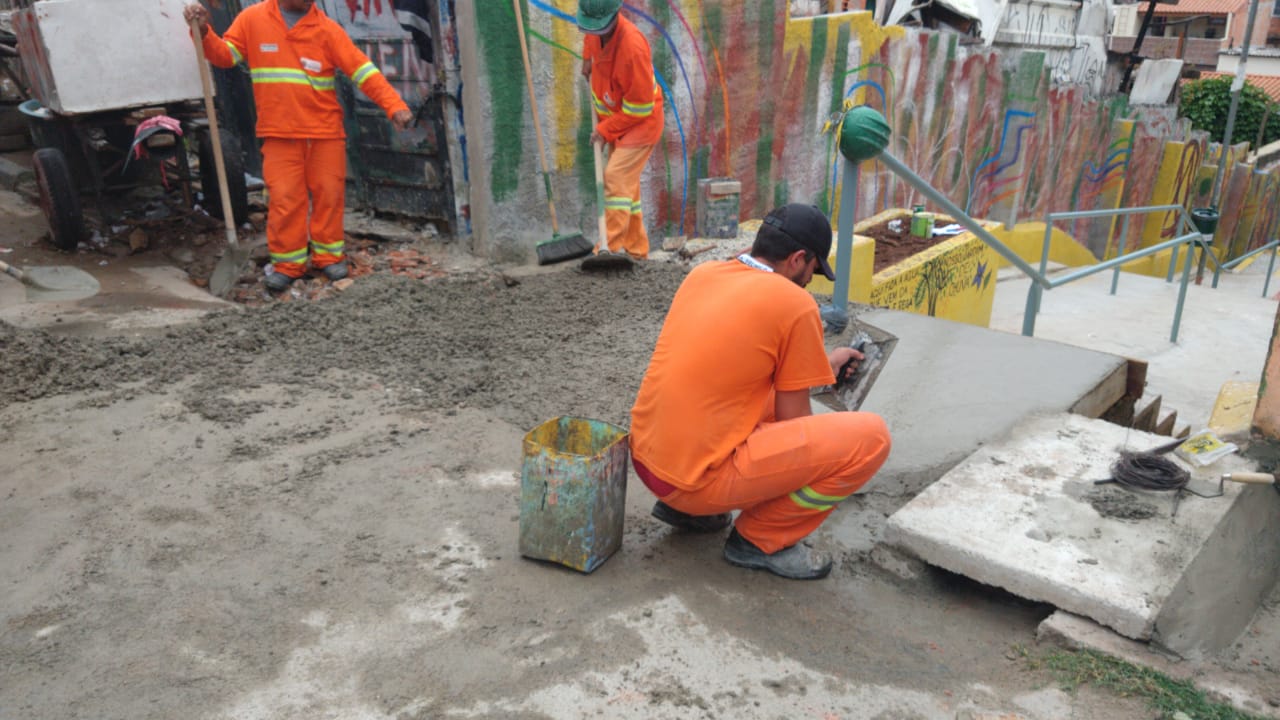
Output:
[577, 0, 622, 34]
[838, 106, 891, 163]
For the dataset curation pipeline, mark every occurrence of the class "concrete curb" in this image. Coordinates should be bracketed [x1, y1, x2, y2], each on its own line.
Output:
[0, 155, 33, 191]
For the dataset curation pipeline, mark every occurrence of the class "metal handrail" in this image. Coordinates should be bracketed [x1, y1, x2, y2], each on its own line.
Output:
[1032, 204, 1275, 342]
[1213, 239, 1280, 298]
[868, 151, 1272, 345]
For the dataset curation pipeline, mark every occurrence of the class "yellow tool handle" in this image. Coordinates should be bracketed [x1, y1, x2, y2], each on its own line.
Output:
[189, 17, 239, 251]
[1223, 472, 1277, 484]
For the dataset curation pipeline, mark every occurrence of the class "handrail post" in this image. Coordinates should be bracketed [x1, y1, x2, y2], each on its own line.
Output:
[1171, 235, 1197, 343]
[825, 156, 858, 333]
[1022, 283, 1040, 337]
[1266, 242, 1278, 298]
[1168, 241, 1180, 283]
[1111, 213, 1131, 295]
[1038, 219, 1053, 315]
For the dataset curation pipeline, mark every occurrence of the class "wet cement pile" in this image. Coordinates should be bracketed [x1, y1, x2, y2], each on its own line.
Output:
[0, 264, 687, 429]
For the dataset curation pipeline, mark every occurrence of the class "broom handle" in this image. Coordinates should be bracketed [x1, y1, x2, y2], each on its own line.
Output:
[512, 0, 559, 234]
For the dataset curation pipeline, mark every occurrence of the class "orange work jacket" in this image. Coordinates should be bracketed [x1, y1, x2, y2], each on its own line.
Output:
[583, 15, 664, 147]
[199, 0, 408, 139]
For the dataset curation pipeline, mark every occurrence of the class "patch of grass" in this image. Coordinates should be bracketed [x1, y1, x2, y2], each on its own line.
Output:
[1017, 646, 1266, 720]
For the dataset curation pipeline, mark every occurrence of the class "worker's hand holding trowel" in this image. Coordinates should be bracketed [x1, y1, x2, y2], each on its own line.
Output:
[830, 346, 864, 386]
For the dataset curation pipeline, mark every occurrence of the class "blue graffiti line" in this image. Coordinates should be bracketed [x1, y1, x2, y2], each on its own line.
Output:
[842, 80, 887, 108]
[529, 0, 690, 231]
[966, 109, 1034, 213]
[983, 122, 1034, 181]
[1082, 148, 1130, 183]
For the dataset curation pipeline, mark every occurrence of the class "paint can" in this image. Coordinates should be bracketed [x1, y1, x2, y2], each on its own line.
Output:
[910, 205, 935, 239]
[519, 416, 629, 573]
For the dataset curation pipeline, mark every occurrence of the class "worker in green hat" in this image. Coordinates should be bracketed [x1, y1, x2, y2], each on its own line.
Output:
[578, 0, 664, 260]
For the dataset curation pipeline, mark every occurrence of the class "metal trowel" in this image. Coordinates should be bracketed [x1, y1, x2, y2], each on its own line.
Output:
[1185, 471, 1280, 499]
[814, 320, 897, 412]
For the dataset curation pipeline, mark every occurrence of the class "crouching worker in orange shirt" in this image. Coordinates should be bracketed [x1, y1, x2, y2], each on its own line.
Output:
[629, 204, 892, 580]
[184, 1, 413, 293]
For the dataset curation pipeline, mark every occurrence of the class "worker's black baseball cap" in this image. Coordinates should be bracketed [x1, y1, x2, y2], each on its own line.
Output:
[759, 204, 835, 281]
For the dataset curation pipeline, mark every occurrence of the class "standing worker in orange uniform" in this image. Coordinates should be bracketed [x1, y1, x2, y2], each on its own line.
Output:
[630, 204, 892, 580]
[577, 0, 664, 260]
[183, 0, 413, 293]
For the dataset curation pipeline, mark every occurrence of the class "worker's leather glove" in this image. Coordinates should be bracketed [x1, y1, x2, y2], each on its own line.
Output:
[391, 109, 412, 131]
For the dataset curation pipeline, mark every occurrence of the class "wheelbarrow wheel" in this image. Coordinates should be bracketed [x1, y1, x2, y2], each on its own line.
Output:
[32, 147, 83, 252]
[198, 128, 248, 225]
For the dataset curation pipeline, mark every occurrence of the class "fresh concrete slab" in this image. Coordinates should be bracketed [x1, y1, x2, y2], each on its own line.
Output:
[885, 412, 1280, 657]
[847, 307, 1127, 497]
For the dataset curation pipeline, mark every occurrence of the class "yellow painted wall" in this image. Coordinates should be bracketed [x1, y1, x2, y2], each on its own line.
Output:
[824, 209, 999, 327]
[808, 235, 875, 302]
[988, 223, 1098, 270]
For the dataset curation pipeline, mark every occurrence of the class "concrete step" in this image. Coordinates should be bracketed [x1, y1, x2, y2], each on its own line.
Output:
[885, 412, 1280, 658]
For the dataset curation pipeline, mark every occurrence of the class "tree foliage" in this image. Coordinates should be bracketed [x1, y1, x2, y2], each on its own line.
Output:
[1178, 76, 1280, 147]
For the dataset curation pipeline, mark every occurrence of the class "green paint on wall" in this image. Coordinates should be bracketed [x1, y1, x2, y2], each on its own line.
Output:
[758, 0, 776, 65]
[476, 1, 525, 202]
[652, 3, 674, 113]
[829, 23, 850, 118]
[774, 178, 789, 209]
[693, 146, 711, 190]
[702, 4, 725, 141]
[1009, 52, 1043, 105]
[805, 21, 829, 139]
[756, 124, 775, 211]
[577, 88, 594, 200]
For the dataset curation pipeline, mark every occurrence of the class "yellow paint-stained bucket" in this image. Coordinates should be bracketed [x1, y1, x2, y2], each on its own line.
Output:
[519, 416, 629, 573]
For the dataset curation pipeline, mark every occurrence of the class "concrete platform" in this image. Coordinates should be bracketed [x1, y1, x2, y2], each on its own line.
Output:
[990, 263, 1279, 431]
[885, 412, 1280, 657]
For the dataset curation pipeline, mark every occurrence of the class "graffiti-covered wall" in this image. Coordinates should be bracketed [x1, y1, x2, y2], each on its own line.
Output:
[461, 2, 1280, 264]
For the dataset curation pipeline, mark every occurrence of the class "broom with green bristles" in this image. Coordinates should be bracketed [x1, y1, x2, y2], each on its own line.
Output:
[514, 0, 592, 265]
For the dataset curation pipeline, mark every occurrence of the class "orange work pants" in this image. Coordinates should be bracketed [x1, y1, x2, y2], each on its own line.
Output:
[602, 143, 656, 259]
[661, 412, 891, 554]
[262, 137, 347, 279]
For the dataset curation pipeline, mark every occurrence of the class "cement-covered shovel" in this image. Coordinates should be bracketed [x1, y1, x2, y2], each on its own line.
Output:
[190, 17, 249, 298]
[0, 258, 100, 302]
[580, 134, 633, 272]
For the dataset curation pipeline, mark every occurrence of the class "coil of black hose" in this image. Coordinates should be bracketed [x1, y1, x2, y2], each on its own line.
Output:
[1109, 451, 1190, 492]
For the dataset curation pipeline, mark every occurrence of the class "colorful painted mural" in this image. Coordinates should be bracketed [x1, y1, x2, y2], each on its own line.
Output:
[467, 2, 1280, 266]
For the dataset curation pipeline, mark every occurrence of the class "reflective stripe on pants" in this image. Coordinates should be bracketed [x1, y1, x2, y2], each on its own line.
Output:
[660, 411, 891, 554]
[602, 142, 656, 259]
[262, 137, 347, 278]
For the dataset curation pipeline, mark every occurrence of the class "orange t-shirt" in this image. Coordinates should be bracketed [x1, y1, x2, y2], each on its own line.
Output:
[629, 259, 835, 490]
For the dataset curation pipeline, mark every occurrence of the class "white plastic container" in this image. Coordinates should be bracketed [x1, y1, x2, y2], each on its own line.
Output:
[12, 0, 203, 115]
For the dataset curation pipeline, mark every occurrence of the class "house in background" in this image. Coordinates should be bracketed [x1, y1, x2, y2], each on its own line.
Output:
[1111, 0, 1273, 71]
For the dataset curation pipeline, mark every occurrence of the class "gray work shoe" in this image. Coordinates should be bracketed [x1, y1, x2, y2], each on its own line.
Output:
[651, 501, 732, 533]
[264, 271, 295, 293]
[723, 528, 833, 580]
[321, 261, 348, 281]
